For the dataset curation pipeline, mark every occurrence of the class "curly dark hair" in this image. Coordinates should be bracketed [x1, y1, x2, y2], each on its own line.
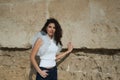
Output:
[41, 18, 63, 46]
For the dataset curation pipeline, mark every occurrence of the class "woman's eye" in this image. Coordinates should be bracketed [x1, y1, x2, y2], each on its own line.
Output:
[53, 27, 55, 29]
[48, 26, 52, 28]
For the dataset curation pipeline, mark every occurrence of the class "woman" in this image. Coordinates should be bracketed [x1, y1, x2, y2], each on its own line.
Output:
[30, 18, 73, 80]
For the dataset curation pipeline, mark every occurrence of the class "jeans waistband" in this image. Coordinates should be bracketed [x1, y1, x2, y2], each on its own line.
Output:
[40, 66, 57, 70]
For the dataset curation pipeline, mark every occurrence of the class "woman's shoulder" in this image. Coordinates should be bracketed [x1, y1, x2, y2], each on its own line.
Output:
[39, 31, 49, 40]
[36, 31, 47, 39]
[32, 31, 44, 47]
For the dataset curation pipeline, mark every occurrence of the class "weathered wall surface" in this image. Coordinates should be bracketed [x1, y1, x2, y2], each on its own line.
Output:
[0, 0, 47, 48]
[0, 0, 120, 48]
[0, 0, 120, 80]
[0, 50, 120, 80]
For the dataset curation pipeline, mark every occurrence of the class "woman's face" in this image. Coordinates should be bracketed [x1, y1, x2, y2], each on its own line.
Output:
[46, 23, 56, 38]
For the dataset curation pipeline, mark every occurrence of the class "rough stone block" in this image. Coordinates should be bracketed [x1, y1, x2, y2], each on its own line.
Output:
[0, 0, 47, 48]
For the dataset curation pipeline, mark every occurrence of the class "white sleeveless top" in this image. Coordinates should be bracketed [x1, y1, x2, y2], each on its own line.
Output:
[39, 38, 58, 67]
[32, 31, 62, 67]
[32, 31, 62, 56]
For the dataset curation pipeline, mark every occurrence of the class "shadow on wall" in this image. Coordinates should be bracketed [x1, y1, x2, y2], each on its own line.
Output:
[28, 48, 120, 80]
[29, 56, 39, 80]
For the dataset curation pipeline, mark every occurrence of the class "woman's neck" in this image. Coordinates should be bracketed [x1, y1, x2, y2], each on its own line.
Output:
[48, 35, 54, 39]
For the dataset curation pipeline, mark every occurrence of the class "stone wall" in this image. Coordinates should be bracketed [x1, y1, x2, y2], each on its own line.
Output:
[0, 49, 120, 80]
[0, 0, 120, 80]
[0, 0, 120, 48]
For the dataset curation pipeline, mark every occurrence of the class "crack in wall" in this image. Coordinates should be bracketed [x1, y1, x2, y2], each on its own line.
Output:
[0, 47, 120, 55]
[63, 48, 120, 55]
[0, 47, 31, 51]
[45, 0, 51, 19]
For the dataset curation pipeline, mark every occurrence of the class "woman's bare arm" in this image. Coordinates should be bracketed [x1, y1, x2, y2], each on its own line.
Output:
[30, 38, 48, 78]
[30, 38, 42, 73]
[56, 42, 73, 60]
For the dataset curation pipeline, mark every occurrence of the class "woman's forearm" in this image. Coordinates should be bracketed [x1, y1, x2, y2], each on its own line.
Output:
[56, 42, 73, 61]
[56, 51, 70, 60]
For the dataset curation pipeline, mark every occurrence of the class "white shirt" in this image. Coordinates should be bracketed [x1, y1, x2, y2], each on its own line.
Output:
[39, 39, 59, 67]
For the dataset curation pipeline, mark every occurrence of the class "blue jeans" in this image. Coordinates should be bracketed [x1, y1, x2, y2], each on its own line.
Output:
[36, 66, 57, 80]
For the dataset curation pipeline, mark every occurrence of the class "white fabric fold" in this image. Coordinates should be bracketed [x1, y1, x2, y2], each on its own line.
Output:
[32, 31, 62, 56]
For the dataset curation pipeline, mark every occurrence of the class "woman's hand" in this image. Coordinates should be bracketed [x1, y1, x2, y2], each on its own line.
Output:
[67, 42, 73, 53]
[39, 70, 49, 78]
